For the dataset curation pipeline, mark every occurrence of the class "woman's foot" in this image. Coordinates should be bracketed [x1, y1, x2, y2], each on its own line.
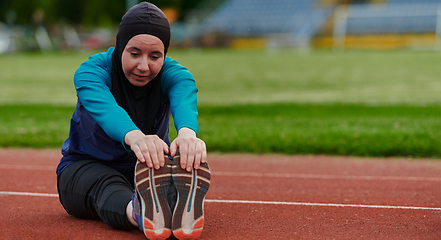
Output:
[171, 154, 211, 240]
[133, 157, 173, 240]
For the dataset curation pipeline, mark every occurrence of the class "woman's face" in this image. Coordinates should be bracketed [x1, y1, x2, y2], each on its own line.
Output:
[121, 34, 165, 87]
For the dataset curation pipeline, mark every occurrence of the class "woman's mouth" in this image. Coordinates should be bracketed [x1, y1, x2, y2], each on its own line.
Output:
[133, 73, 148, 80]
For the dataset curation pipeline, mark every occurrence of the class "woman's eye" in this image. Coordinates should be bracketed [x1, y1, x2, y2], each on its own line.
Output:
[151, 55, 159, 60]
[130, 52, 139, 56]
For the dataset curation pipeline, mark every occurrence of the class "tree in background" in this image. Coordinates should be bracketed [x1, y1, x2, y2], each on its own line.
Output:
[0, 0, 204, 26]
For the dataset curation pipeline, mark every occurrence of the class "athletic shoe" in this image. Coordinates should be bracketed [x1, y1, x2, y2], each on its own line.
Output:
[133, 157, 173, 240]
[171, 154, 211, 239]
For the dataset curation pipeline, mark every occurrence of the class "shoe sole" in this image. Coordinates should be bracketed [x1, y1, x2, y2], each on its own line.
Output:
[172, 155, 211, 240]
[135, 158, 172, 240]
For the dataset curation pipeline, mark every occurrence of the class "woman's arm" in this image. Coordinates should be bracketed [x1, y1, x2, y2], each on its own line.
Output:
[161, 58, 207, 171]
[74, 48, 138, 149]
[161, 57, 199, 133]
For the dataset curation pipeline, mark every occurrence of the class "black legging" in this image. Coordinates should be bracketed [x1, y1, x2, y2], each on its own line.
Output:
[57, 160, 135, 230]
[57, 159, 178, 230]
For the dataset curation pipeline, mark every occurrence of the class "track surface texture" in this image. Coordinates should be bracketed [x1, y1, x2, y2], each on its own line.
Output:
[0, 149, 440, 239]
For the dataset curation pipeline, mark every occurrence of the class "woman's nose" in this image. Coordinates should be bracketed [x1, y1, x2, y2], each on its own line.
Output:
[137, 56, 149, 71]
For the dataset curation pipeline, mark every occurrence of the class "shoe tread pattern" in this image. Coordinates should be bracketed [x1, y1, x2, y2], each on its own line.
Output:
[172, 155, 211, 239]
[135, 158, 173, 239]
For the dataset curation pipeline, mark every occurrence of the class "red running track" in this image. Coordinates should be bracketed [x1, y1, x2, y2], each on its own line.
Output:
[0, 149, 440, 239]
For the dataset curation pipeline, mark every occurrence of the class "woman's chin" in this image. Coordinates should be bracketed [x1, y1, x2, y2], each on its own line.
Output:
[128, 78, 150, 87]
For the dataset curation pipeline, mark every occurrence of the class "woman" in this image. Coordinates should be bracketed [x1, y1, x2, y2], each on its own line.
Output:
[56, 2, 210, 240]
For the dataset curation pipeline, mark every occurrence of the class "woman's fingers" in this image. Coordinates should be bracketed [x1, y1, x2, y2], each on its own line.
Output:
[171, 136, 207, 172]
[131, 144, 145, 163]
[130, 134, 168, 169]
[193, 141, 207, 169]
[183, 145, 195, 172]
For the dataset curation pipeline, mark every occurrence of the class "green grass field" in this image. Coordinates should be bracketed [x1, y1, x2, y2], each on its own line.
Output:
[1, 49, 441, 158]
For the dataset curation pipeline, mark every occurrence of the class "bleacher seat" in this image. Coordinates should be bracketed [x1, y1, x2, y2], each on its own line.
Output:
[345, 1, 441, 35]
[389, 0, 441, 4]
[199, 0, 331, 43]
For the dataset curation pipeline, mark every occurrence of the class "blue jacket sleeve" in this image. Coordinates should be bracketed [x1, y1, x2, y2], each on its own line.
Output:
[74, 48, 139, 148]
[161, 57, 199, 135]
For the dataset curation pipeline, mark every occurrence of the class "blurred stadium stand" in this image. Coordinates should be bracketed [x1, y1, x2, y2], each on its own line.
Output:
[182, 0, 441, 49]
[389, 0, 441, 3]
[330, 0, 441, 49]
[345, 4, 439, 34]
[192, 0, 332, 48]
[4, 0, 441, 52]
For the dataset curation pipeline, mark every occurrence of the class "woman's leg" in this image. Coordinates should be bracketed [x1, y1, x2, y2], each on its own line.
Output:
[126, 200, 138, 227]
[57, 160, 135, 230]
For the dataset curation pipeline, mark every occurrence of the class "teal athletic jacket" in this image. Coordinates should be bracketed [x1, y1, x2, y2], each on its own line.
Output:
[56, 47, 199, 176]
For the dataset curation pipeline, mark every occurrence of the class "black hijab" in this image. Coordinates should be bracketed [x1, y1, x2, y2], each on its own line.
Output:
[111, 2, 170, 135]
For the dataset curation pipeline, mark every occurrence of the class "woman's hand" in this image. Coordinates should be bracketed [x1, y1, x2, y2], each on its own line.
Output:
[125, 130, 169, 169]
[170, 127, 207, 172]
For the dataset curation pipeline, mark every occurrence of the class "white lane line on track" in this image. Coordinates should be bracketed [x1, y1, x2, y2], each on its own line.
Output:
[0, 191, 58, 197]
[205, 199, 441, 211]
[1, 191, 441, 211]
[213, 171, 441, 181]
